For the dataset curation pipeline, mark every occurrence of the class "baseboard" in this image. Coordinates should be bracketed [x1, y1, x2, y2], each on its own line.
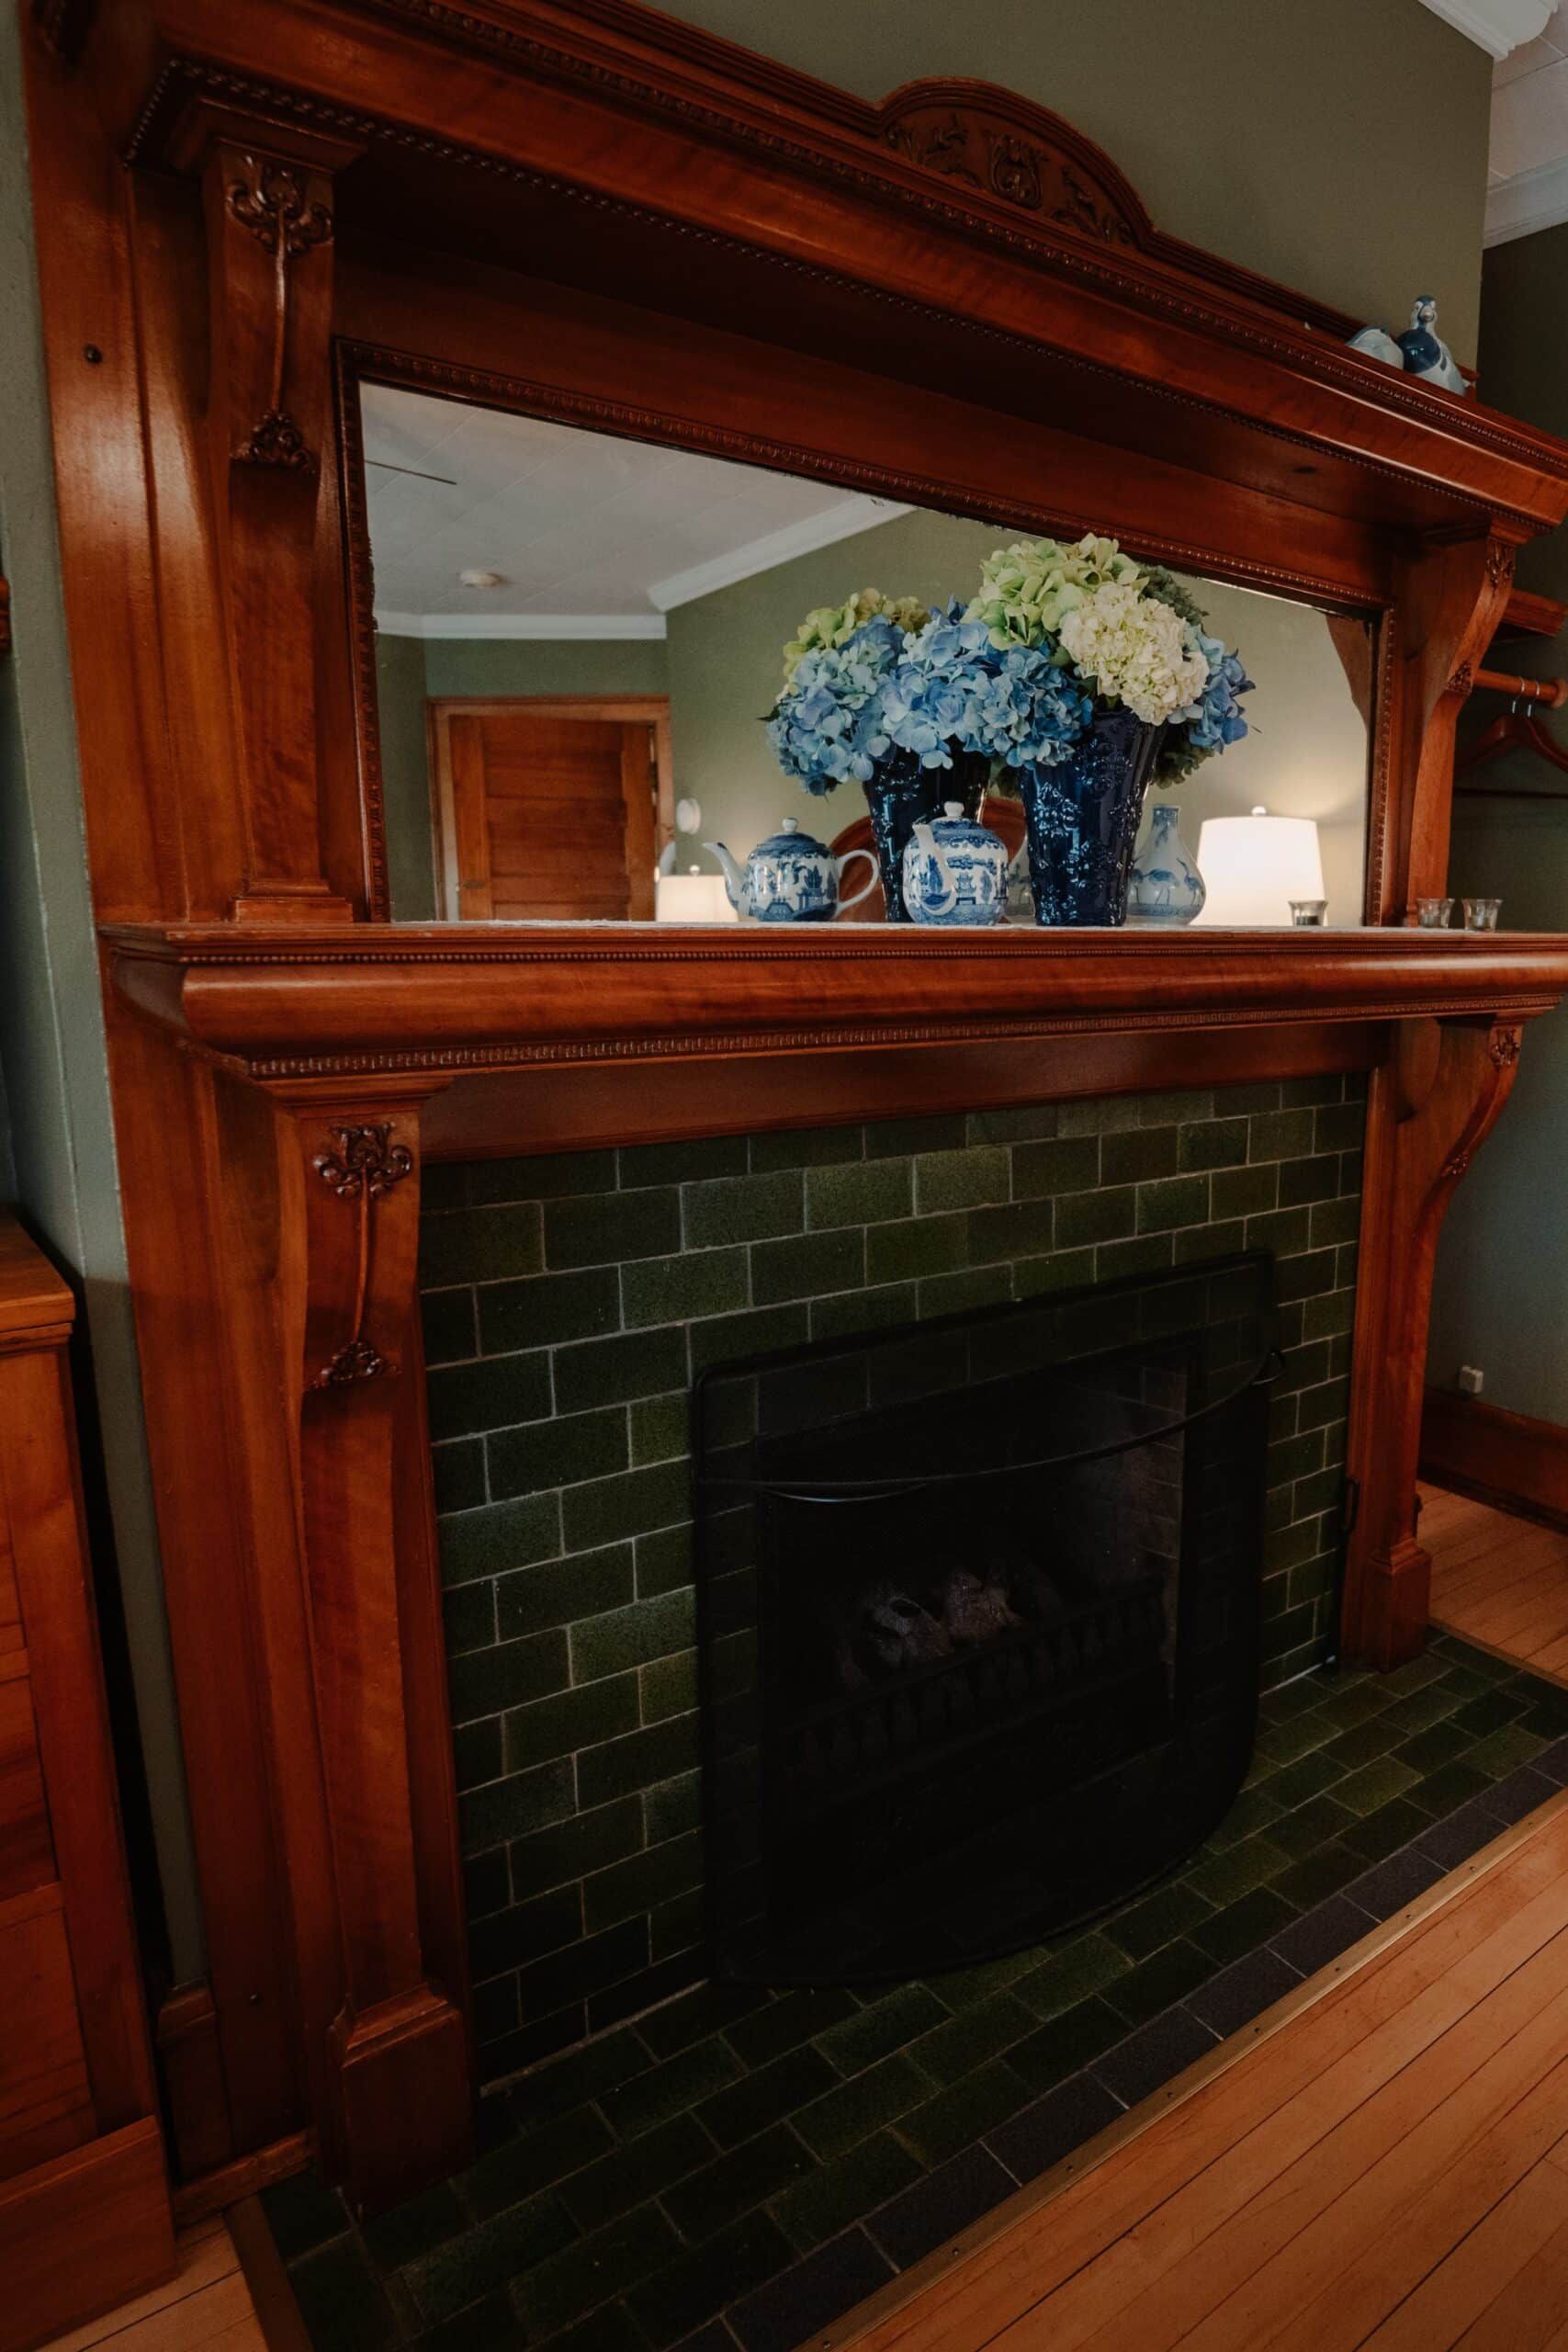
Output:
[171, 2129, 312, 2227]
[1420, 1385, 1568, 1535]
[0, 2117, 175, 2352]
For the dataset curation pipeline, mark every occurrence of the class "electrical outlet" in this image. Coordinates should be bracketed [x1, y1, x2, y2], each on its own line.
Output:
[1458, 1364, 1484, 1398]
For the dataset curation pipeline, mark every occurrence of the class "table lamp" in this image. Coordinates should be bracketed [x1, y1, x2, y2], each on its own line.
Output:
[1193, 807, 1325, 928]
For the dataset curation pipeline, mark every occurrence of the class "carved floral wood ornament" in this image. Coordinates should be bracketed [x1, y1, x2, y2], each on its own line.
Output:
[226, 157, 333, 469]
[21, 0, 1568, 2222]
[310, 1124, 413, 1387]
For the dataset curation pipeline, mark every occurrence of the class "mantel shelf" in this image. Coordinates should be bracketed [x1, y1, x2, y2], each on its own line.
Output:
[107, 922, 1568, 1084]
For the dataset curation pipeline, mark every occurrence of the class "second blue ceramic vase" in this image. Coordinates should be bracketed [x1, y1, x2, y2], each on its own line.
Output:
[1017, 710, 1163, 926]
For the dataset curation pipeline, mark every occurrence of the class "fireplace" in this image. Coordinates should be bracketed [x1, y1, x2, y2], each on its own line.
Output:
[696, 1255, 1275, 1983]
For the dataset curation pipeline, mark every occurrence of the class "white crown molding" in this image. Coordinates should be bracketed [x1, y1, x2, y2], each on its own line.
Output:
[1486, 151, 1568, 241]
[647, 494, 913, 612]
[375, 611, 668, 639]
[1416, 0, 1553, 56]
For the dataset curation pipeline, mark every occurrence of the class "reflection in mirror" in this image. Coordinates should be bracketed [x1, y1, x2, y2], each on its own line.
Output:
[362, 383, 1371, 926]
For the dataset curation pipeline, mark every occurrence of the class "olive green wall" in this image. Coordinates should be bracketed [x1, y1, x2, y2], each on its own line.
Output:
[652, 0, 1491, 363]
[0, 8, 204, 1976]
[1427, 223, 1568, 1426]
[423, 640, 668, 700]
[666, 511, 1369, 922]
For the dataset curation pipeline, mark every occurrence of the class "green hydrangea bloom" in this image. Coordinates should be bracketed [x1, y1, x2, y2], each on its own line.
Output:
[780, 588, 931, 685]
[966, 534, 1146, 651]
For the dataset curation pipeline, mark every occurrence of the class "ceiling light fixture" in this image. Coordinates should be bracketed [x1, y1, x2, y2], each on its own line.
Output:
[457, 568, 508, 589]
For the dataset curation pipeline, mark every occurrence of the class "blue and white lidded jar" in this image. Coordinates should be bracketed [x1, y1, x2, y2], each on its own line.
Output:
[901, 803, 1009, 926]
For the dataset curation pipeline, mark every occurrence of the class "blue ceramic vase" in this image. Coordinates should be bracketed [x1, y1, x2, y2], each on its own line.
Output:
[1017, 710, 1163, 926]
[1127, 803, 1205, 926]
[863, 748, 986, 922]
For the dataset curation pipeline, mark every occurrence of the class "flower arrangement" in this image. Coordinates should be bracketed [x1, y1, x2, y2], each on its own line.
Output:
[764, 537, 1252, 798]
[761, 537, 1255, 925]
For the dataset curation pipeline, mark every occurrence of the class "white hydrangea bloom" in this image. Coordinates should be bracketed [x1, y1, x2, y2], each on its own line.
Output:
[1057, 582, 1210, 726]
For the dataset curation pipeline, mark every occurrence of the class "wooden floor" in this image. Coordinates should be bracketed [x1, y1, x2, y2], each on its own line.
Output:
[1426, 1484, 1568, 1684]
[836, 1789, 1568, 2352]
[37, 2218, 265, 2352]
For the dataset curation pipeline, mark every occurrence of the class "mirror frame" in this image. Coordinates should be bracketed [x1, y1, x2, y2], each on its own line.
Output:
[337, 337, 1393, 931]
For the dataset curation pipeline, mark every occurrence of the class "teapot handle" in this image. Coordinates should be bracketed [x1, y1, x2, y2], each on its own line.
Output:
[835, 847, 879, 915]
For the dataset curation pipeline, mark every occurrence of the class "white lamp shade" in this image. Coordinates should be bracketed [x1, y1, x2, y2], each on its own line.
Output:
[1193, 809, 1325, 928]
[655, 871, 738, 923]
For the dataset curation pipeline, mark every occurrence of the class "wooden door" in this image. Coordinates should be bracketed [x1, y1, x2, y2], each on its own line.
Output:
[430, 697, 671, 921]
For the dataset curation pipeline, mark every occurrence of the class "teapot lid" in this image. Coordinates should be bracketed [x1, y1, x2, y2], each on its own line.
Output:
[754, 814, 828, 856]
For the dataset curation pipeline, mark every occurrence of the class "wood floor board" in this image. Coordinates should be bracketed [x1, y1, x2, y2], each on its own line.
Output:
[1006, 1924, 1568, 2352]
[1460, 2200, 1568, 2351]
[1431, 1540, 1565, 1605]
[1427, 1486, 1568, 1683]
[1366, 2157, 1568, 2352]
[838, 1802, 1568, 2352]
[37, 2222, 265, 2352]
[1427, 1535, 1566, 1606]
[1212, 2031, 1568, 2352]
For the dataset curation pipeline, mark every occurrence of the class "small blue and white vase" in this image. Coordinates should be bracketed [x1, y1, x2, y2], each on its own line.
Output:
[901, 802, 1008, 925]
[1127, 803, 1205, 926]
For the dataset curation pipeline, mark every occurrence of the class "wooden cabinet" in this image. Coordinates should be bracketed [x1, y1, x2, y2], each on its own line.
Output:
[0, 1216, 174, 2350]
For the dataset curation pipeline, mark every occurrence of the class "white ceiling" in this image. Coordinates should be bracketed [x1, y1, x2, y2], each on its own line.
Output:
[1485, 2, 1568, 239]
[363, 383, 908, 638]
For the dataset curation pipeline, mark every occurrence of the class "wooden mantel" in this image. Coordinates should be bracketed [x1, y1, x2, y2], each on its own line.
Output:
[108, 926, 1568, 1079]
[25, 0, 1568, 2227]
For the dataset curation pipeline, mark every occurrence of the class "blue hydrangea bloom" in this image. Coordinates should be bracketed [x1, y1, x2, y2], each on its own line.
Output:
[961, 645, 1093, 770]
[1180, 633, 1254, 754]
[880, 607, 995, 767]
[765, 616, 903, 792]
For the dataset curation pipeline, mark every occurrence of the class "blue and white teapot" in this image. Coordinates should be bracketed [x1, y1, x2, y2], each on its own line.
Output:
[705, 817, 876, 922]
[901, 802, 1007, 926]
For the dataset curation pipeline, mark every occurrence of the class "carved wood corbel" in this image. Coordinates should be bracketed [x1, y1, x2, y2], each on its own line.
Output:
[166, 103, 364, 927]
[210, 1070, 470, 2214]
[1342, 1014, 1529, 1668]
[1373, 533, 1520, 923]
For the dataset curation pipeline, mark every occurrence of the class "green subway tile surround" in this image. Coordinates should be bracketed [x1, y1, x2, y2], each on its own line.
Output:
[420, 1080, 1367, 2085]
[268, 1644, 1568, 2352]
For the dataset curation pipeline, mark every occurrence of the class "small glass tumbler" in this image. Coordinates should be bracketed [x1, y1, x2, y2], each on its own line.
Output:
[1289, 899, 1328, 927]
[1416, 897, 1454, 929]
[1461, 898, 1501, 932]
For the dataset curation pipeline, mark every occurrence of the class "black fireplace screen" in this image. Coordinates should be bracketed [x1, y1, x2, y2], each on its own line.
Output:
[694, 1253, 1276, 1983]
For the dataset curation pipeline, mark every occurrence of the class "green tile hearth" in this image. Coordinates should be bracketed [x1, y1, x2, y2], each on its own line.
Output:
[265, 1636, 1568, 2352]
